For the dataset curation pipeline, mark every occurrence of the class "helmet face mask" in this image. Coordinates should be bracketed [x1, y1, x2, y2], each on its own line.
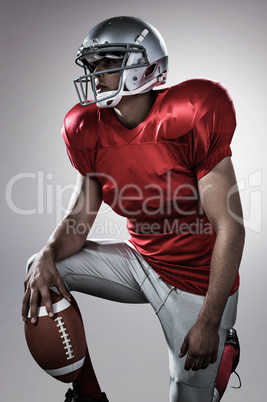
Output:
[74, 16, 168, 108]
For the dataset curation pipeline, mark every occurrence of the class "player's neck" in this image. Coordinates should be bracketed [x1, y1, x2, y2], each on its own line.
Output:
[113, 91, 156, 129]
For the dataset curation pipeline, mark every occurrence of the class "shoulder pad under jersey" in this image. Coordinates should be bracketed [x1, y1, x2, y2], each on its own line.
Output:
[161, 79, 231, 138]
[61, 102, 99, 150]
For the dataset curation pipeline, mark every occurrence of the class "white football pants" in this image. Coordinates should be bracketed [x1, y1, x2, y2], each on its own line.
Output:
[27, 239, 238, 402]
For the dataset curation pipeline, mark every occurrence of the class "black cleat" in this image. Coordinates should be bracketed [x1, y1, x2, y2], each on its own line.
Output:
[225, 328, 241, 389]
[64, 382, 109, 402]
[225, 328, 240, 373]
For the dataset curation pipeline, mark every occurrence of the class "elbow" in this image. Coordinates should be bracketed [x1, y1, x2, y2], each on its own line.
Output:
[239, 222, 246, 245]
[233, 214, 246, 246]
[240, 223, 246, 252]
[230, 224, 245, 253]
[216, 218, 246, 248]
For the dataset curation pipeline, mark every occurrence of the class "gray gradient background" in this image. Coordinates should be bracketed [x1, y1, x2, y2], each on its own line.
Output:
[1, 0, 266, 400]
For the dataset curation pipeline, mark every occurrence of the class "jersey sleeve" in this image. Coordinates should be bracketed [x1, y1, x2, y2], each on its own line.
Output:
[61, 103, 98, 176]
[190, 82, 236, 180]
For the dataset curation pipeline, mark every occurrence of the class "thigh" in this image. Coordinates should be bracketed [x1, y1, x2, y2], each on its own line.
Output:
[137, 268, 239, 402]
[157, 288, 238, 402]
[55, 239, 148, 304]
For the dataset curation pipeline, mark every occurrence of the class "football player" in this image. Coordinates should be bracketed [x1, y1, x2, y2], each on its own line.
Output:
[22, 16, 245, 402]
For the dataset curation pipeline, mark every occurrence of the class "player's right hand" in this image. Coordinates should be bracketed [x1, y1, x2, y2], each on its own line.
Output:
[22, 251, 71, 324]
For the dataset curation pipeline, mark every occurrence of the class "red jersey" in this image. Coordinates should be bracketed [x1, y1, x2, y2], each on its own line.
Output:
[62, 79, 239, 295]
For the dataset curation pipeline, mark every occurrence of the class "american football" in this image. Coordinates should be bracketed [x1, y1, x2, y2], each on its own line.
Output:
[24, 289, 87, 383]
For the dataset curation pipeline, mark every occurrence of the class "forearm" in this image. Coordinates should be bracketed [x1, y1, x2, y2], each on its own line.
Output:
[37, 174, 102, 264]
[198, 225, 245, 328]
[40, 215, 90, 263]
[23, 171, 102, 322]
[180, 158, 244, 370]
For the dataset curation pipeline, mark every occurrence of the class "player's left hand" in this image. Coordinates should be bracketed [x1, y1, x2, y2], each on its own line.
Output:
[179, 320, 220, 371]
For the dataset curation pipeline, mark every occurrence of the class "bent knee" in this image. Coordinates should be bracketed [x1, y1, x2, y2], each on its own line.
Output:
[170, 363, 218, 388]
[170, 376, 214, 401]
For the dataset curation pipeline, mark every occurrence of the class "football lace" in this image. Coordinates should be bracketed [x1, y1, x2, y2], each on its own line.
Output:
[55, 317, 74, 360]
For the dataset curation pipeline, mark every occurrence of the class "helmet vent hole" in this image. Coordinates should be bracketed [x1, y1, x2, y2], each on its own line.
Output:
[145, 63, 156, 77]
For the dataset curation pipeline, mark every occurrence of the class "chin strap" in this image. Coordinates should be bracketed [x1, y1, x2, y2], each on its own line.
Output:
[96, 71, 167, 108]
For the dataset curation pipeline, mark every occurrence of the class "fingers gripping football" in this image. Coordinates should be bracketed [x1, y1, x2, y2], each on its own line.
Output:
[22, 254, 71, 323]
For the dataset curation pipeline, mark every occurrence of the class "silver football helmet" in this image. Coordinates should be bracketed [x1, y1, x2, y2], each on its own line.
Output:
[74, 16, 168, 108]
